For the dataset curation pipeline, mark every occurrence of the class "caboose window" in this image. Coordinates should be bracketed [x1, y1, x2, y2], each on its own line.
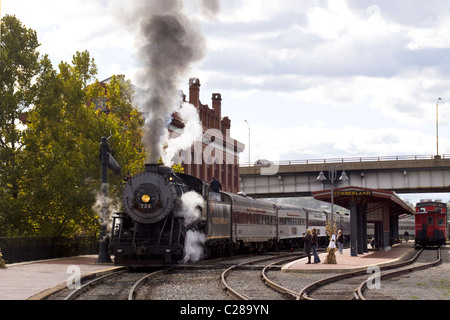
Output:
[438, 217, 444, 226]
[427, 216, 433, 225]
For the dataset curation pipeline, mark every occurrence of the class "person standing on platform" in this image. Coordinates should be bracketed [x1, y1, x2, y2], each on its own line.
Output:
[304, 229, 312, 264]
[311, 228, 321, 264]
[336, 230, 344, 254]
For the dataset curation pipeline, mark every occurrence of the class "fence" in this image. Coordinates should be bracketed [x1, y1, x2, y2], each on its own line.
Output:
[0, 236, 99, 264]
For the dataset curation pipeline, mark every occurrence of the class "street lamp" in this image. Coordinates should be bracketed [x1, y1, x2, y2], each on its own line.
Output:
[436, 97, 442, 158]
[316, 165, 349, 227]
[244, 120, 251, 165]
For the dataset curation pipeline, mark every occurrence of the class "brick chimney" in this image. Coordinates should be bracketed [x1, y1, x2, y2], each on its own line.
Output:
[212, 93, 222, 129]
[189, 78, 200, 107]
[222, 116, 231, 135]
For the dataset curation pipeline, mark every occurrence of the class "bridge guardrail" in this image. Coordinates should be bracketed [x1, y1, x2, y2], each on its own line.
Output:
[240, 154, 450, 168]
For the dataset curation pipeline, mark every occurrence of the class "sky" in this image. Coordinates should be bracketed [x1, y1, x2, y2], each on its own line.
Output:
[3, 0, 450, 203]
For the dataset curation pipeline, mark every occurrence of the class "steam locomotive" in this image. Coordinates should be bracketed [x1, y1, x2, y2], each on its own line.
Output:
[108, 164, 350, 266]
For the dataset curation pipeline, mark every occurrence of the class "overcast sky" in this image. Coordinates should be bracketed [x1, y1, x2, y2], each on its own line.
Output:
[4, 0, 450, 202]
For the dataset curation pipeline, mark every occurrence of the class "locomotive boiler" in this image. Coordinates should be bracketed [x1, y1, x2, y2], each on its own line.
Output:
[110, 164, 198, 265]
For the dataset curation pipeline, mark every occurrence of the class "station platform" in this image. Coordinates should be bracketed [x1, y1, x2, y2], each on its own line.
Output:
[282, 242, 416, 273]
[0, 255, 119, 300]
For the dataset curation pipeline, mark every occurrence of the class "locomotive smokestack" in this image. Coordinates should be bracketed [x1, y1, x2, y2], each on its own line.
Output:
[145, 163, 175, 176]
[145, 164, 162, 173]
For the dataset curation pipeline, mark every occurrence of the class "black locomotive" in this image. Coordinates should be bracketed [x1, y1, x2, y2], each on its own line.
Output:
[109, 164, 349, 266]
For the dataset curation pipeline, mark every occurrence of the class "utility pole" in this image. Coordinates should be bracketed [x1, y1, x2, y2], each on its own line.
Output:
[436, 97, 442, 158]
[245, 120, 250, 164]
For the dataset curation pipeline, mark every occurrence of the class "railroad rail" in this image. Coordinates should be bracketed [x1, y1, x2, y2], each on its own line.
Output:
[261, 256, 303, 299]
[221, 253, 304, 300]
[128, 268, 173, 300]
[64, 269, 128, 300]
[357, 248, 442, 300]
[297, 248, 443, 300]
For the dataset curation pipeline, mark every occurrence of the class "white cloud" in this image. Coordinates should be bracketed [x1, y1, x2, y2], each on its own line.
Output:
[233, 122, 447, 163]
[5, 0, 450, 164]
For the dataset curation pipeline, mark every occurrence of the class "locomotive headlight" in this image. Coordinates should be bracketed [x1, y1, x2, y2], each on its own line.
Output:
[141, 194, 151, 203]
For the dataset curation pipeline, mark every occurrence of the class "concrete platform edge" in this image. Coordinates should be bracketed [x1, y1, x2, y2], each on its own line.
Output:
[27, 266, 125, 300]
[281, 244, 416, 274]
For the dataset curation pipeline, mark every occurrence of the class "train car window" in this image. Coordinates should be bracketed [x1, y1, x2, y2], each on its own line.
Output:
[438, 217, 444, 226]
[427, 216, 433, 225]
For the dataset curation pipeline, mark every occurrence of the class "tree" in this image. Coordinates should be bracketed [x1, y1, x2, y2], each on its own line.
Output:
[22, 55, 145, 238]
[0, 15, 42, 235]
[0, 15, 181, 238]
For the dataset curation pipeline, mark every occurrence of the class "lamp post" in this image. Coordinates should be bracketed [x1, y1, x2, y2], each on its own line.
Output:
[244, 120, 251, 165]
[436, 97, 442, 158]
[316, 165, 349, 227]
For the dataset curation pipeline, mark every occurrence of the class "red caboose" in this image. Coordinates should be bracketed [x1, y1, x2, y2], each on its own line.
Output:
[415, 200, 447, 247]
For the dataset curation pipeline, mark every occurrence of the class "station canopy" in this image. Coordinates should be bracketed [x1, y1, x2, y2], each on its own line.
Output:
[312, 186, 415, 219]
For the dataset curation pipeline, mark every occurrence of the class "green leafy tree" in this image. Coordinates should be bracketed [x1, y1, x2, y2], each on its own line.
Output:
[0, 15, 42, 235]
[23, 56, 145, 238]
[1, 15, 180, 238]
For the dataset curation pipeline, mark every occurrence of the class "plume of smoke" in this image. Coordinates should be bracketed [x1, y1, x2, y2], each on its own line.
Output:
[200, 0, 220, 18]
[176, 190, 206, 263]
[113, 0, 220, 163]
[162, 102, 203, 166]
[92, 183, 121, 240]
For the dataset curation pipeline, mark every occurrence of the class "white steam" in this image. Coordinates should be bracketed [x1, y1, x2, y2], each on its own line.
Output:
[162, 102, 203, 167]
[92, 183, 121, 240]
[183, 230, 206, 263]
[177, 191, 206, 263]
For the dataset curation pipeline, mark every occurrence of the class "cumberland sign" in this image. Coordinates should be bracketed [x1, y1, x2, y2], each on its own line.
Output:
[333, 190, 372, 197]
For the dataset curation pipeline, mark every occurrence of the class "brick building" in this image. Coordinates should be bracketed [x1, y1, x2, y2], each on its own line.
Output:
[169, 78, 244, 193]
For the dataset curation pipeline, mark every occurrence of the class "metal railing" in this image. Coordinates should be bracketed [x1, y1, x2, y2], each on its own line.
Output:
[240, 154, 450, 167]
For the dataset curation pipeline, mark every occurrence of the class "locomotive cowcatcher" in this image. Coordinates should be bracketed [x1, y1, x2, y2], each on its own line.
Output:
[415, 200, 447, 248]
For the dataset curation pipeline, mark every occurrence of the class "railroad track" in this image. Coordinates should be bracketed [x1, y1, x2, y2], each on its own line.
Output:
[221, 253, 305, 300]
[64, 269, 151, 300]
[357, 247, 442, 300]
[297, 248, 442, 300]
[46, 253, 301, 300]
[46, 247, 443, 301]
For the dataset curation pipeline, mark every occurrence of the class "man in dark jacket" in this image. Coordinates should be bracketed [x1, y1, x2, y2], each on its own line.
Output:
[311, 228, 321, 264]
[210, 177, 222, 193]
